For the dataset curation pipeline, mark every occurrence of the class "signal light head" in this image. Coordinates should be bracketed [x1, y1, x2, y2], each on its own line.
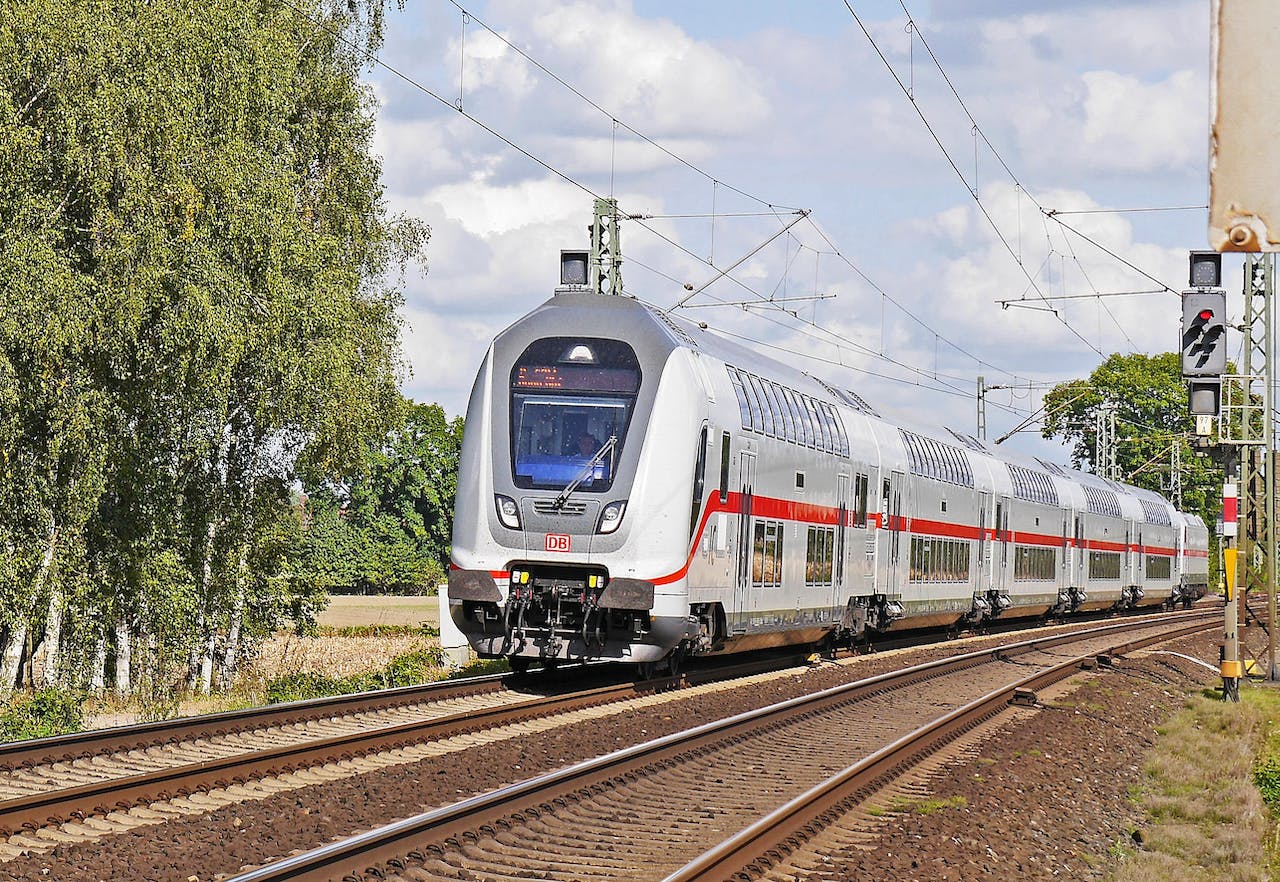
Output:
[1198, 309, 1214, 321]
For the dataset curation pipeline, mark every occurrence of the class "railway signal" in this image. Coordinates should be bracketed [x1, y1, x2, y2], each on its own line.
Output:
[1181, 291, 1227, 377]
[1182, 251, 1227, 417]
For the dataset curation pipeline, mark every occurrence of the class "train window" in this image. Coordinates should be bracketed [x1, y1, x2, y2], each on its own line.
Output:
[806, 527, 835, 585]
[1146, 555, 1172, 579]
[854, 474, 869, 527]
[747, 374, 774, 436]
[775, 383, 796, 443]
[783, 386, 801, 444]
[783, 389, 806, 446]
[765, 381, 793, 442]
[728, 369, 753, 431]
[802, 396, 822, 449]
[1089, 551, 1122, 580]
[752, 520, 784, 587]
[689, 427, 708, 540]
[808, 397, 830, 451]
[509, 337, 641, 492]
[719, 432, 731, 504]
[824, 403, 850, 457]
[744, 372, 767, 433]
[813, 402, 833, 452]
[1014, 547, 1056, 580]
[788, 391, 808, 448]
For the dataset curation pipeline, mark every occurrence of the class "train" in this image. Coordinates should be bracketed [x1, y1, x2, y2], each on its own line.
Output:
[447, 284, 1210, 674]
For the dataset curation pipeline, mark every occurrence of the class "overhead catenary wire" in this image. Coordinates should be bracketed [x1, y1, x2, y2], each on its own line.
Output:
[286, 0, 1059, 417]
[864, 0, 1188, 358]
[841, 0, 1103, 356]
[412, 0, 1048, 393]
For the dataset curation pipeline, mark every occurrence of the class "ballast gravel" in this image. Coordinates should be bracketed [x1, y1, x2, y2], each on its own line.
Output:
[0, 623, 1224, 882]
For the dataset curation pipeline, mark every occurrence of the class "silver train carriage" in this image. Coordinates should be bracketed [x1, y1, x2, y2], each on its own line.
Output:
[447, 291, 1211, 669]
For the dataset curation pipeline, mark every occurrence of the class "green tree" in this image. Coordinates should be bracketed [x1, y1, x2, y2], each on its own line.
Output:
[300, 400, 463, 596]
[0, 0, 426, 694]
[1040, 351, 1221, 536]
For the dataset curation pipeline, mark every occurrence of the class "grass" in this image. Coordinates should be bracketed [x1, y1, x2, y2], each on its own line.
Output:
[1108, 686, 1277, 882]
[867, 794, 968, 817]
[317, 594, 441, 629]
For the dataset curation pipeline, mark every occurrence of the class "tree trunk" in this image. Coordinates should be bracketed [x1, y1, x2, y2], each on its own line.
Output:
[187, 516, 218, 692]
[38, 581, 64, 688]
[219, 544, 249, 686]
[0, 621, 28, 693]
[197, 631, 215, 693]
[89, 632, 107, 693]
[114, 616, 131, 697]
[16, 524, 59, 689]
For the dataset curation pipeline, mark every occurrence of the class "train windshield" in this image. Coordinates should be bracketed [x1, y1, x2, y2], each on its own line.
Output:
[510, 338, 641, 491]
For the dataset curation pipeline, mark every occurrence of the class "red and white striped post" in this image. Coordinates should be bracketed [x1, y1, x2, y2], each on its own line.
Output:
[1222, 481, 1241, 701]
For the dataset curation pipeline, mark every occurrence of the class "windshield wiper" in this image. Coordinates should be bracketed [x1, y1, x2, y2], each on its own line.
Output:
[554, 435, 617, 508]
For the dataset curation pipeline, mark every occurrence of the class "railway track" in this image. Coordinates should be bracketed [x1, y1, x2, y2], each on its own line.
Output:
[218, 610, 1216, 882]
[0, 649, 826, 842]
[0, 605, 1169, 844]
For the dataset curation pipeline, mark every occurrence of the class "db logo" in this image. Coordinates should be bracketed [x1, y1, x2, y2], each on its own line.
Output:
[545, 533, 572, 553]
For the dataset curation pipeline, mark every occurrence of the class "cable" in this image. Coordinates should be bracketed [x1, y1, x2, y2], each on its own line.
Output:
[842, 1, 1102, 355]
[1046, 205, 1208, 216]
[443, 0, 801, 213]
[872, 1, 1183, 347]
[285, 0, 1047, 416]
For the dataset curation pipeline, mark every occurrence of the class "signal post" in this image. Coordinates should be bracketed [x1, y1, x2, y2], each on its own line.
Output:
[1181, 251, 1242, 701]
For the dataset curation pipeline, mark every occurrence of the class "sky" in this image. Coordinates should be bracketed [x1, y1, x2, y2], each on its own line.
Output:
[366, 0, 1226, 469]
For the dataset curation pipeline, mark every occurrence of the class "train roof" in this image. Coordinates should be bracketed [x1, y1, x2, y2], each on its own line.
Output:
[535, 292, 1177, 511]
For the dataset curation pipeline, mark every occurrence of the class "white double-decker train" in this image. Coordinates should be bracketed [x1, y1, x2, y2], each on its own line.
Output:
[447, 288, 1210, 672]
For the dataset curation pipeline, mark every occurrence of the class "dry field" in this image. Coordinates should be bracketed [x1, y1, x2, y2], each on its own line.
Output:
[315, 593, 441, 629]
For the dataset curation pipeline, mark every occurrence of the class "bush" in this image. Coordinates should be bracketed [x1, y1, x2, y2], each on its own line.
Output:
[0, 688, 85, 741]
[264, 642, 447, 703]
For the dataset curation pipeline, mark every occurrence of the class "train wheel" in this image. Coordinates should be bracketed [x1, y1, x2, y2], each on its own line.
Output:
[666, 642, 687, 677]
[635, 661, 658, 681]
[508, 656, 530, 676]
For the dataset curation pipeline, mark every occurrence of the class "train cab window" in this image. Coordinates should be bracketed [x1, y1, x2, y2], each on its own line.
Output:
[510, 337, 640, 491]
[689, 427, 709, 539]
[719, 432, 731, 504]
[854, 474, 869, 527]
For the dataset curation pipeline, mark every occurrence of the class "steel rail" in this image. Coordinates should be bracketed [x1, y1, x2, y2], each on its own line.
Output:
[221, 610, 1215, 882]
[0, 672, 510, 772]
[662, 617, 1216, 881]
[0, 653, 807, 836]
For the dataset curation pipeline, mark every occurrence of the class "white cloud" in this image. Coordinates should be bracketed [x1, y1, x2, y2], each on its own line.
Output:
[367, 0, 1215, 452]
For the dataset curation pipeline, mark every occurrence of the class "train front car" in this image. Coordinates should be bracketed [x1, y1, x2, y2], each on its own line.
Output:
[447, 292, 702, 670]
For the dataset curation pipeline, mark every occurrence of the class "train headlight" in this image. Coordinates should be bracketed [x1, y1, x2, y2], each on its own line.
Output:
[495, 494, 521, 530]
[597, 500, 627, 534]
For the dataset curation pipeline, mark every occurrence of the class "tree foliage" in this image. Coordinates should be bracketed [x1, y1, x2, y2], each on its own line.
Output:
[0, 0, 427, 694]
[1040, 352, 1221, 531]
[298, 401, 463, 596]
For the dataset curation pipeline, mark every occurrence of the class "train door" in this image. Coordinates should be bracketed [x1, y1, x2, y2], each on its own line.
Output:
[887, 471, 905, 590]
[1073, 514, 1086, 587]
[834, 473, 850, 611]
[1135, 526, 1144, 590]
[732, 452, 756, 632]
[978, 492, 991, 589]
[1060, 512, 1070, 591]
[995, 496, 1011, 593]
